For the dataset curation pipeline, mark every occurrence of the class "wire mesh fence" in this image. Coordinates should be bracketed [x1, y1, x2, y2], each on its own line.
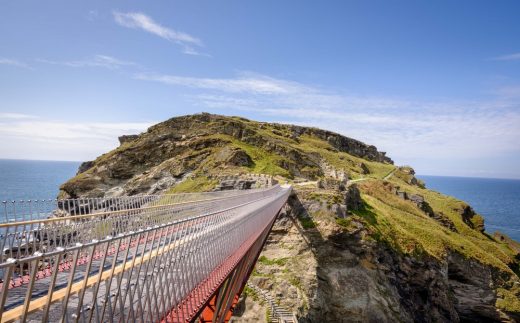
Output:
[0, 185, 291, 323]
[0, 187, 273, 263]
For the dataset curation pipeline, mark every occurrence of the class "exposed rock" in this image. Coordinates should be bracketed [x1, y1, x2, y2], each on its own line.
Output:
[238, 188, 518, 322]
[399, 166, 415, 175]
[397, 190, 408, 200]
[76, 161, 94, 175]
[317, 177, 346, 191]
[215, 179, 256, 191]
[318, 160, 348, 182]
[396, 166, 425, 187]
[409, 194, 434, 216]
[276, 123, 393, 164]
[359, 162, 370, 175]
[331, 203, 347, 218]
[59, 114, 393, 198]
[118, 134, 139, 145]
[147, 175, 178, 194]
[458, 205, 476, 226]
[215, 147, 253, 167]
[394, 190, 457, 231]
[447, 252, 503, 322]
[104, 186, 125, 198]
[231, 294, 268, 323]
[48, 208, 70, 219]
[345, 184, 363, 212]
[431, 212, 458, 232]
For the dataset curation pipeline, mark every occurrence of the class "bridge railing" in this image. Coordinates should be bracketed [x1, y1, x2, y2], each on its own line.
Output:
[1, 185, 267, 224]
[0, 185, 291, 323]
[0, 186, 280, 263]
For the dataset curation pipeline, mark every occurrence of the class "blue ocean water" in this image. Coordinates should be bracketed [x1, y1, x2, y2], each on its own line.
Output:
[419, 175, 520, 242]
[0, 159, 80, 201]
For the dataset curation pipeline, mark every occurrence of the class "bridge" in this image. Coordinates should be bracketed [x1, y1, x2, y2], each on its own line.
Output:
[0, 184, 292, 322]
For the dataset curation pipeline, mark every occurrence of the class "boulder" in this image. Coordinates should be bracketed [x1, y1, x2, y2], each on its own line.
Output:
[317, 177, 347, 191]
[359, 162, 370, 175]
[226, 149, 253, 167]
[215, 147, 253, 167]
[76, 161, 94, 175]
[118, 134, 139, 145]
[399, 166, 416, 175]
[397, 191, 408, 200]
[215, 179, 256, 191]
[345, 184, 363, 212]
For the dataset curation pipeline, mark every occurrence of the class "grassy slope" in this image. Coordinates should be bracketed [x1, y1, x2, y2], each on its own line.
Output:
[172, 121, 517, 273]
[166, 176, 218, 194]
[154, 117, 519, 314]
[356, 171, 520, 312]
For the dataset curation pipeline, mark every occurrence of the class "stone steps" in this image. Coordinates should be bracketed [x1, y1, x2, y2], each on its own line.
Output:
[246, 283, 298, 323]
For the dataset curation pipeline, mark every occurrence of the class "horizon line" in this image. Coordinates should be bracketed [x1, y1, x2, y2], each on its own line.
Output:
[1, 158, 519, 181]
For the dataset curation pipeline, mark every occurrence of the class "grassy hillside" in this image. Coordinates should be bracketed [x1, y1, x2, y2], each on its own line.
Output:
[59, 113, 520, 317]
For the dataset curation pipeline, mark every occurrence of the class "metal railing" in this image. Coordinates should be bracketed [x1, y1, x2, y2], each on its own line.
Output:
[0, 187, 276, 263]
[0, 185, 291, 322]
[1, 186, 267, 224]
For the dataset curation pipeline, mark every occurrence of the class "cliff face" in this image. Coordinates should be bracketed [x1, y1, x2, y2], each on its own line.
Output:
[60, 113, 520, 322]
[242, 190, 519, 322]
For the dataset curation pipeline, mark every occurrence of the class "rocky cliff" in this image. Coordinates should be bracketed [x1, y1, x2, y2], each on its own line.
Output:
[60, 113, 520, 322]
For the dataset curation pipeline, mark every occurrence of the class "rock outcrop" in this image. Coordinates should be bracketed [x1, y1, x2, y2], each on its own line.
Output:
[76, 160, 94, 175]
[118, 134, 139, 145]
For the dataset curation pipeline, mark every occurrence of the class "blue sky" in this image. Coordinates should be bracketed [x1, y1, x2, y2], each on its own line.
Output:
[1, 1, 520, 179]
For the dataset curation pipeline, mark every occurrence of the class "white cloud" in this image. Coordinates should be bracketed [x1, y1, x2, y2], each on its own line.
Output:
[37, 55, 135, 70]
[0, 117, 154, 161]
[0, 113, 38, 120]
[0, 58, 31, 69]
[493, 52, 520, 61]
[113, 11, 205, 55]
[135, 72, 300, 94]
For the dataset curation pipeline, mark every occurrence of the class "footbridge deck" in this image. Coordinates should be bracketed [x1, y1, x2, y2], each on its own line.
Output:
[0, 184, 292, 322]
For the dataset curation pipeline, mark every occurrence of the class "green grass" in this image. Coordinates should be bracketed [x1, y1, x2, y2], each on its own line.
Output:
[209, 134, 292, 177]
[295, 135, 395, 180]
[243, 286, 261, 302]
[298, 216, 316, 229]
[251, 267, 275, 279]
[166, 176, 218, 194]
[308, 191, 343, 205]
[357, 179, 517, 272]
[385, 170, 519, 268]
[288, 275, 303, 290]
[496, 286, 520, 314]
[93, 221, 114, 238]
[335, 217, 351, 228]
[350, 202, 378, 225]
[258, 256, 289, 266]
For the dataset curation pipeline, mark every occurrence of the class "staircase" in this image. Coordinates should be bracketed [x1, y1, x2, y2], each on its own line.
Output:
[246, 283, 298, 323]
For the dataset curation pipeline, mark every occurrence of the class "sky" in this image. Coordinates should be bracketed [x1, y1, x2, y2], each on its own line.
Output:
[1, 1, 520, 179]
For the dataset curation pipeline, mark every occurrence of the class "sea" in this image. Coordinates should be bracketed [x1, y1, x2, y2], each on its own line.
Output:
[0, 160, 518, 241]
[0, 159, 80, 201]
[419, 175, 520, 242]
